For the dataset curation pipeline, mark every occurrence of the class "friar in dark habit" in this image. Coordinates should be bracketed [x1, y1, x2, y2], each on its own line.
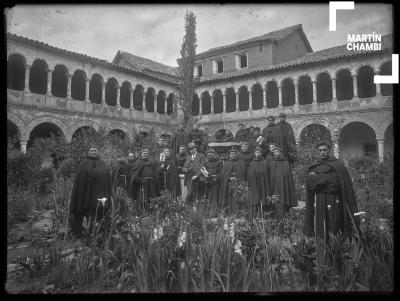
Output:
[269, 146, 297, 215]
[247, 146, 271, 218]
[262, 116, 284, 148]
[237, 141, 253, 179]
[171, 121, 189, 156]
[202, 149, 223, 217]
[278, 113, 297, 166]
[69, 147, 112, 237]
[111, 154, 130, 192]
[303, 141, 361, 242]
[188, 121, 205, 153]
[235, 122, 248, 143]
[127, 148, 159, 201]
[265, 143, 277, 165]
[158, 147, 178, 196]
[183, 142, 206, 203]
[219, 148, 247, 215]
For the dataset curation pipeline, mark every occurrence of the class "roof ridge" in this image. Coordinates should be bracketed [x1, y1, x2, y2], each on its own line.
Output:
[119, 50, 177, 69]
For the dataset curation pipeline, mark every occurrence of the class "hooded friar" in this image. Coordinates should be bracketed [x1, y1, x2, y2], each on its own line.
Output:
[219, 148, 247, 215]
[69, 147, 112, 236]
[237, 141, 254, 179]
[269, 146, 297, 215]
[303, 141, 361, 241]
[127, 148, 160, 201]
[202, 149, 223, 217]
[247, 146, 271, 212]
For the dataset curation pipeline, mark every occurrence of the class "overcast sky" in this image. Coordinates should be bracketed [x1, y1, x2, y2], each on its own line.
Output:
[5, 4, 393, 67]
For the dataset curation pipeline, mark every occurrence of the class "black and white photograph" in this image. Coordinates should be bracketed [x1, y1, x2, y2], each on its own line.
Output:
[5, 3, 395, 293]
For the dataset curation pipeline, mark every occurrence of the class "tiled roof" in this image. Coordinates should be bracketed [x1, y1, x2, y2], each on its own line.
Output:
[196, 24, 312, 59]
[7, 33, 177, 85]
[198, 34, 393, 83]
[114, 51, 180, 78]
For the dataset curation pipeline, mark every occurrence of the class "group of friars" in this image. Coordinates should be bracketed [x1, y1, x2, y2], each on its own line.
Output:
[69, 113, 361, 246]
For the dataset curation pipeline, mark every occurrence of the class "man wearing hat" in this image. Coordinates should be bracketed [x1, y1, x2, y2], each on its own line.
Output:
[127, 148, 159, 201]
[262, 116, 283, 149]
[70, 146, 112, 237]
[247, 146, 271, 218]
[158, 147, 178, 196]
[237, 141, 253, 177]
[171, 121, 189, 156]
[219, 148, 246, 215]
[269, 146, 297, 216]
[278, 113, 296, 167]
[304, 141, 361, 250]
[202, 149, 223, 217]
[235, 123, 248, 143]
[183, 142, 206, 203]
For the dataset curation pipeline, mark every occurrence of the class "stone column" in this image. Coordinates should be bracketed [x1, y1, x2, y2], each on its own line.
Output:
[210, 95, 214, 114]
[248, 91, 253, 111]
[278, 85, 283, 108]
[199, 94, 203, 116]
[295, 138, 301, 147]
[67, 74, 72, 99]
[262, 87, 267, 108]
[46, 69, 53, 96]
[332, 76, 337, 100]
[164, 95, 168, 114]
[377, 137, 384, 163]
[153, 92, 157, 114]
[85, 79, 90, 102]
[352, 72, 358, 98]
[312, 80, 317, 104]
[332, 128, 340, 159]
[142, 89, 146, 111]
[24, 65, 31, 93]
[129, 88, 133, 109]
[116, 85, 121, 108]
[222, 93, 226, 112]
[235, 91, 239, 112]
[294, 78, 299, 108]
[375, 71, 381, 96]
[101, 82, 106, 105]
[20, 139, 28, 154]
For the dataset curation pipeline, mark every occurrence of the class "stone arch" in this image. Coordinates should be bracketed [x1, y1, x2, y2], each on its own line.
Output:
[89, 73, 103, 104]
[71, 69, 87, 101]
[167, 93, 174, 115]
[238, 85, 249, 111]
[281, 78, 295, 106]
[71, 126, 98, 140]
[298, 75, 313, 105]
[266, 81, 279, 108]
[109, 123, 131, 139]
[105, 77, 118, 106]
[7, 113, 27, 139]
[7, 53, 26, 91]
[251, 83, 263, 110]
[357, 65, 376, 98]
[316, 72, 332, 103]
[157, 90, 167, 114]
[51, 64, 69, 98]
[213, 89, 223, 114]
[295, 118, 332, 141]
[336, 69, 353, 101]
[298, 123, 332, 146]
[201, 91, 211, 115]
[70, 119, 101, 139]
[120, 81, 131, 109]
[145, 87, 155, 112]
[340, 116, 379, 137]
[378, 118, 393, 139]
[380, 61, 393, 96]
[383, 123, 393, 158]
[133, 84, 144, 110]
[225, 87, 236, 113]
[26, 116, 69, 143]
[340, 121, 378, 159]
[30, 59, 49, 94]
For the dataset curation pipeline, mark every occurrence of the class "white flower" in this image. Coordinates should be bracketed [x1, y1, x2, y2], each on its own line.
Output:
[234, 240, 243, 256]
[178, 231, 187, 248]
[379, 226, 384, 231]
[153, 226, 164, 242]
[327, 205, 332, 209]
[354, 211, 366, 216]
[223, 222, 229, 231]
[98, 197, 107, 206]
[361, 218, 366, 223]
[229, 223, 235, 243]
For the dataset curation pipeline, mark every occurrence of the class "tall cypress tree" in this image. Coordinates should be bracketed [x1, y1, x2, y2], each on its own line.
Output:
[177, 11, 197, 126]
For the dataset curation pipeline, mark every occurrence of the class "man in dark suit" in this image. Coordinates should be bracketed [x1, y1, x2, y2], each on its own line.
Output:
[183, 142, 206, 203]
